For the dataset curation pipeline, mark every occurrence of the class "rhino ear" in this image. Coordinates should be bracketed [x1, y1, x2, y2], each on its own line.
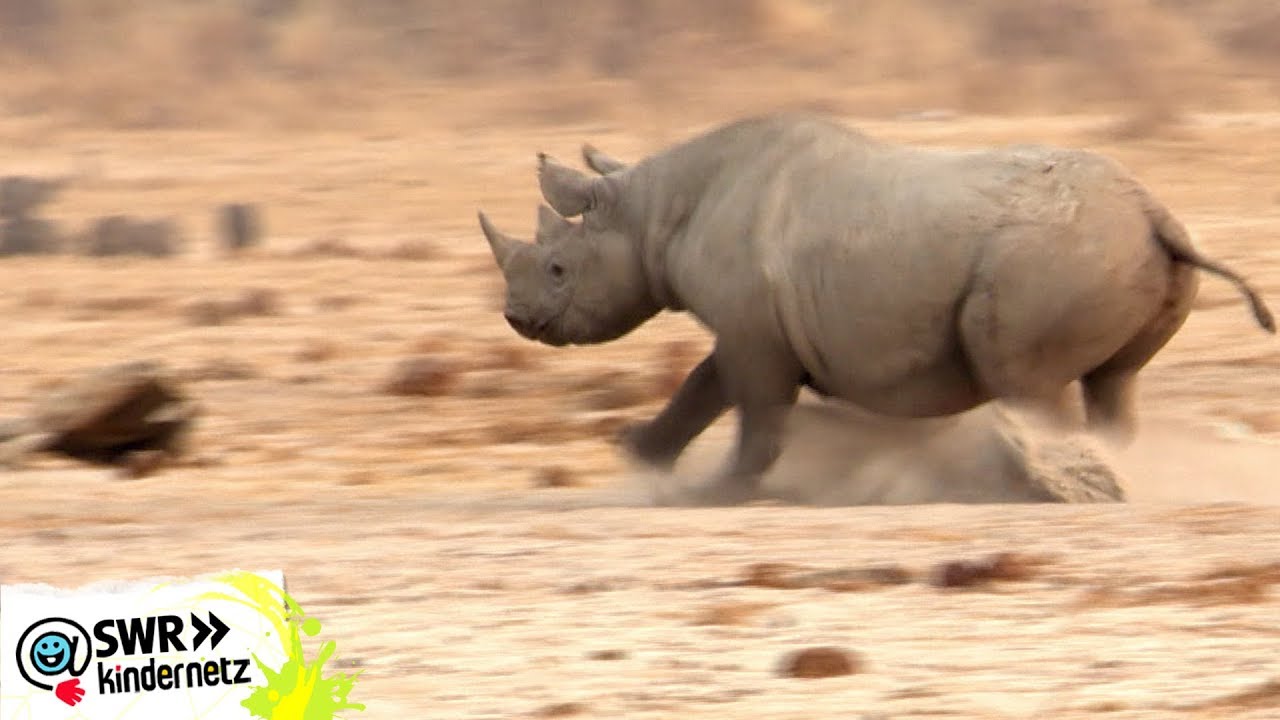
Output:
[581, 143, 628, 175]
[538, 153, 599, 217]
[535, 204, 571, 244]
[477, 210, 519, 268]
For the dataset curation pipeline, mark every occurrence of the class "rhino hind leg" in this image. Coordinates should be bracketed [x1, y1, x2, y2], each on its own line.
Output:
[1082, 263, 1199, 445]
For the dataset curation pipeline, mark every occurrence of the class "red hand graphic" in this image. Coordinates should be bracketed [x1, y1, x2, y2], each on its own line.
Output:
[55, 678, 85, 706]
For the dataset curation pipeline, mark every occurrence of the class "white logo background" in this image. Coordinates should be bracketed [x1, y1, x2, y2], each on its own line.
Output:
[1, 570, 287, 720]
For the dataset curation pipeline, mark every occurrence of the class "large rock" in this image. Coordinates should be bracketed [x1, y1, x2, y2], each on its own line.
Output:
[642, 395, 1126, 506]
[0, 360, 198, 471]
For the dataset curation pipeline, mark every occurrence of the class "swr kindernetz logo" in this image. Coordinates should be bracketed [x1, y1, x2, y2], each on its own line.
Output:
[9, 572, 363, 719]
[16, 611, 246, 706]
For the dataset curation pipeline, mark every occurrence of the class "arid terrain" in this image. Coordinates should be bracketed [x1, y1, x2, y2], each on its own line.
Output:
[3, 2, 1280, 717]
[2, 110, 1279, 719]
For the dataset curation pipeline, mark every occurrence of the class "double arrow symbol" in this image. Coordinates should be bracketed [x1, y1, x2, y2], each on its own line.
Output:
[189, 612, 230, 651]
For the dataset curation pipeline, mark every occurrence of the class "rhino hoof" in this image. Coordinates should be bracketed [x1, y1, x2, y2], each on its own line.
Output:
[615, 422, 677, 471]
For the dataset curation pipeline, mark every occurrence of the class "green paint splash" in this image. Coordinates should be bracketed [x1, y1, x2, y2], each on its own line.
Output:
[199, 572, 364, 720]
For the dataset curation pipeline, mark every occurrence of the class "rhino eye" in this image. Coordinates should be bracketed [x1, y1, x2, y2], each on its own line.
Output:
[548, 261, 566, 280]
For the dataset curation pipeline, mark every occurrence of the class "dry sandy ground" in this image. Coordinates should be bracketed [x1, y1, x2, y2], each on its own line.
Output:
[2, 112, 1280, 718]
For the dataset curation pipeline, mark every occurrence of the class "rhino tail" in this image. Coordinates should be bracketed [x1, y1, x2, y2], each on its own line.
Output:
[1145, 198, 1275, 334]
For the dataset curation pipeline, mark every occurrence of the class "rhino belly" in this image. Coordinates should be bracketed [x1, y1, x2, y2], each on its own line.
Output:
[782, 289, 988, 419]
[808, 348, 989, 418]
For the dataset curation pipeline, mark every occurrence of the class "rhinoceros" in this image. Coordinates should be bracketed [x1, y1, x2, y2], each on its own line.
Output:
[478, 113, 1273, 504]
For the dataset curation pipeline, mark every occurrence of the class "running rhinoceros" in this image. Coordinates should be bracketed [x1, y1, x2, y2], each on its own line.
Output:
[477, 113, 1274, 504]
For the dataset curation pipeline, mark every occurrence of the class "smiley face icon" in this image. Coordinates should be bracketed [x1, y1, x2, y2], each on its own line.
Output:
[16, 617, 91, 693]
[30, 631, 75, 675]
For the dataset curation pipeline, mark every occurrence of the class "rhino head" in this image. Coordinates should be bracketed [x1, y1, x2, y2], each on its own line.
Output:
[477, 153, 657, 347]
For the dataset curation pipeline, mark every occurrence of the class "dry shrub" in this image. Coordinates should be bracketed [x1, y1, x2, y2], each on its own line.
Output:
[80, 216, 183, 257]
[184, 298, 237, 327]
[382, 357, 459, 397]
[690, 601, 774, 626]
[533, 702, 588, 718]
[930, 552, 1047, 589]
[20, 288, 60, 308]
[77, 294, 170, 315]
[740, 562, 914, 592]
[382, 239, 439, 262]
[237, 287, 280, 317]
[487, 416, 578, 445]
[292, 237, 364, 258]
[1077, 564, 1279, 609]
[587, 649, 628, 661]
[183, 289, 278, 325]
[314, 294, 361, 312]
[2, 0, 1279, 129]
[294, 338, 338, 363]
[532, 465, 577, 488]
[183, 357, 259, 382]
[578, 369, 649, 411]
[480, 342, 536, 372]
[1187, 678, 1280, 712]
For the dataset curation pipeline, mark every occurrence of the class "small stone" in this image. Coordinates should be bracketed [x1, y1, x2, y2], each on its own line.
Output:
[534, 702, 588, 718]
[534, 465, 578, 488]
[383, 357, 459, 397]
[778, 646, 861, 679]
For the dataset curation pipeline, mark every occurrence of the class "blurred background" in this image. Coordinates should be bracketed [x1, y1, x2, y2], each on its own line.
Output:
[1, 0, 1278, 133]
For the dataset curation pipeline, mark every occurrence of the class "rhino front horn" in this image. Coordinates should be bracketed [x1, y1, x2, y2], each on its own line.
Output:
[477, 210, 518, 268]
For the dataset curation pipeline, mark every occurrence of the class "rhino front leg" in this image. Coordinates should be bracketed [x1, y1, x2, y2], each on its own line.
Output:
[676, 347, 801, 506]
[620, 353, 730, 470]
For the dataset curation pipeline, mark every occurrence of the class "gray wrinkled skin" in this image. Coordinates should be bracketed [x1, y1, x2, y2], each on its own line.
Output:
[478, 113, 1274, 505]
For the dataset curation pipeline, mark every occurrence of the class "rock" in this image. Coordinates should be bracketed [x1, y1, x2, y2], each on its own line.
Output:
[0, 360, 198, 470]
[777, 646, 862, 679]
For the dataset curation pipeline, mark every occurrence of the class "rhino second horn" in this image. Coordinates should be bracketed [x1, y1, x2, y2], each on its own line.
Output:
[477, 211, 518, 267]
[537, 153, 595, 217]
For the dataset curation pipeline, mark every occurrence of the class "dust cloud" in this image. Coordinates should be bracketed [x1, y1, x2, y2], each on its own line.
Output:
[628, 394, 1280, 507]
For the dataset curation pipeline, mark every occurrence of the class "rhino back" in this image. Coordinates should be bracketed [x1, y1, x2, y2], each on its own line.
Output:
[637, 118, 1157, 411]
